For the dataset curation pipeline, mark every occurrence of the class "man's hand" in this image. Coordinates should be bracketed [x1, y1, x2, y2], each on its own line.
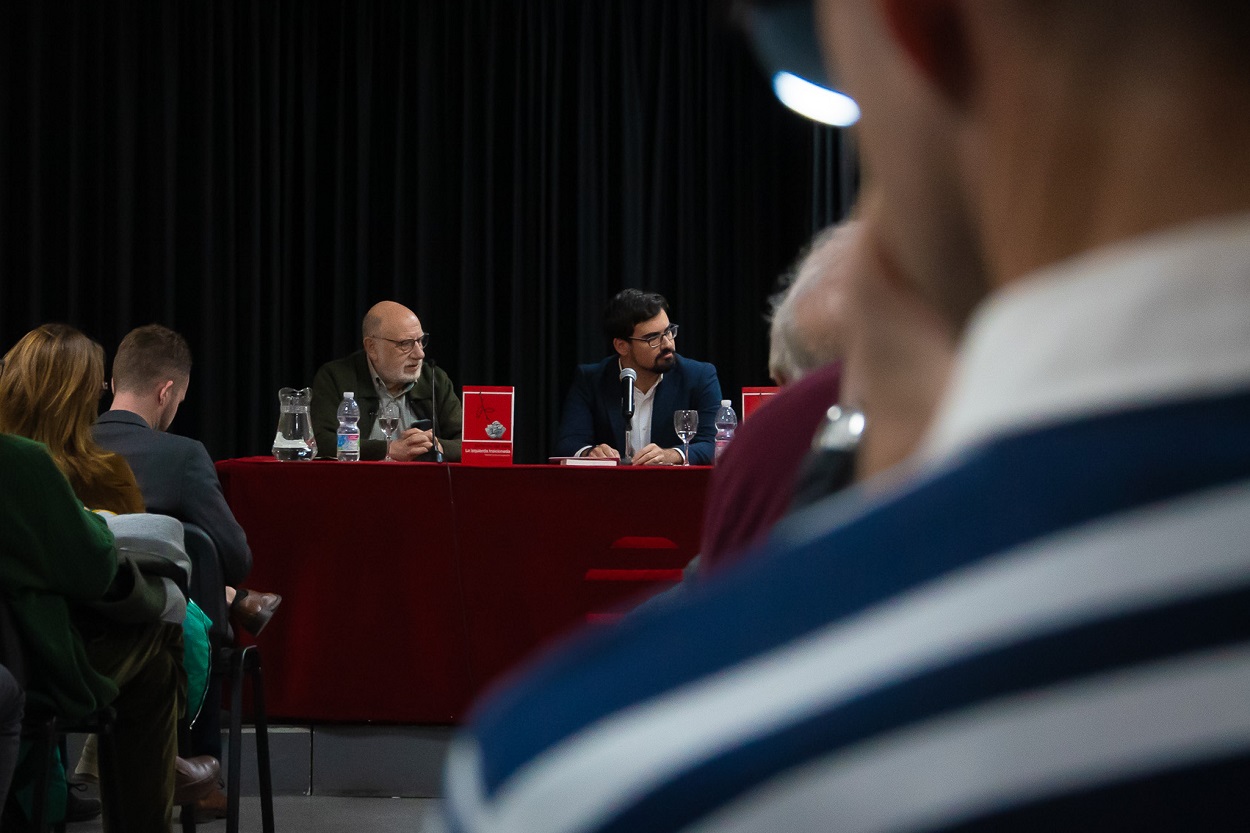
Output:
[389, 427, 439, 462]
[842, 191, 956, 481]
[586, 444, 621, 459]
[632, 444, 681, 465]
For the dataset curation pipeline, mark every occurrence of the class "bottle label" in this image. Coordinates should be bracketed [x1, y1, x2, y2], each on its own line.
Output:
[337, 432, 360, 453]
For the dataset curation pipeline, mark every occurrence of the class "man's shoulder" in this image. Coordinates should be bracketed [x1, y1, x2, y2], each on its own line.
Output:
[315, 351, 368, 380]
[451, 394, 1250, 830]
[96, 412, 203, 454]
[94, 409, 151, 432]
[570, 356, 618, 389]
[428, 362, 457, 387]
[91, 414, 142, 451]
[673, 353, 718, 380]
[154, 430, 210, 459]
[313, 352, 372, 412]
[577, 356, 617, 375]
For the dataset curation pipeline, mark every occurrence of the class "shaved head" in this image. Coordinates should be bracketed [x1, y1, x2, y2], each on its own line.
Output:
[362, 300, 427, 393]
[362, 301, 419, 341]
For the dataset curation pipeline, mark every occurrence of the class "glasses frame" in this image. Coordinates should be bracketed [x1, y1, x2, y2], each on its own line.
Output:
[371, 333, 430, 353]
[626, 324, 679, 349]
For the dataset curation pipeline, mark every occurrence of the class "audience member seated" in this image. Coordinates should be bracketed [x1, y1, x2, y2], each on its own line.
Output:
[96, 324, 280, 638]
[312, 300, 463, 461]
[700, 221, 856, 573]
[0, 325, 142, 515]
[0, 431, 187, 833]
[95, 323, 280, 818]
[554, 289, 721, 464]
[433, 1, 1250, 830]
[0, 325, 220, 828]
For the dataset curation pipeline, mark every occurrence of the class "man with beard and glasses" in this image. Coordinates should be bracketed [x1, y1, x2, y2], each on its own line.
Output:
[312, 301, 463, 462]
[554, 289, 721, 465]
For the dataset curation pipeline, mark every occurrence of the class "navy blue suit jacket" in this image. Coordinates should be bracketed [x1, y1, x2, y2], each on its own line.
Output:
[554, 354, 722, 464]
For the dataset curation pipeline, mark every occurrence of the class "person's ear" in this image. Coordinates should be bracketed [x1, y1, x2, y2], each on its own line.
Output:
[157, 379, 175, 404]
[877, 0, 972, 105]
[613, 338, 629, 358]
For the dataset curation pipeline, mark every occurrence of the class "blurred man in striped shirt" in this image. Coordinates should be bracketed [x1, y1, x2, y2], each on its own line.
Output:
[434, 2, 1250, 831]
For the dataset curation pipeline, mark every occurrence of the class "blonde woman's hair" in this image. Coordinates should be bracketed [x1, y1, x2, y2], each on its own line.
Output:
[0, 323, 115, 491]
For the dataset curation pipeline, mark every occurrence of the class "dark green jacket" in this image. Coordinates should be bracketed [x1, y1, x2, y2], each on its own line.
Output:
[311, 351, 463, 461]
[0, 434, 119, 719]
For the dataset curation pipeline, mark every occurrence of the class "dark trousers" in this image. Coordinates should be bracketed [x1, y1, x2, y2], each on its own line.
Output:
[0, 664, 22, 809]
[190, 670, 223, 762]
[82, 620, 184, 833]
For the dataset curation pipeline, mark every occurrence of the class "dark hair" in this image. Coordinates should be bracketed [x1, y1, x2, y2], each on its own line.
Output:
[603, 289, 669, 342]
[112, 324, 193, 394]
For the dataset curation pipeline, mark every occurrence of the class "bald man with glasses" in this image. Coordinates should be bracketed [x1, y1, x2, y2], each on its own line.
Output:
[312, 301, 463, 461]
[554, 289, 722, 465]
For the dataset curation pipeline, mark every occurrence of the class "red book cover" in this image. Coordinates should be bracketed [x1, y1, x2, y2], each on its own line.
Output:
[461, 386, 515, 466]
[741, 386, 780, 420]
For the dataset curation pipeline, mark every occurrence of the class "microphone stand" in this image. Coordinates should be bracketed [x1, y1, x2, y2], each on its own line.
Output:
[428, 359, 444, 463]
[620, 368, 637, 466]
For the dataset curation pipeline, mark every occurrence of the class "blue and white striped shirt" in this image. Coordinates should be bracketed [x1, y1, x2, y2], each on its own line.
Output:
[436, 215, 1250, 833]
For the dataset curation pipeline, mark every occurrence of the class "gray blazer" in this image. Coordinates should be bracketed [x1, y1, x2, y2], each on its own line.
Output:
[93, 410, 252, 587]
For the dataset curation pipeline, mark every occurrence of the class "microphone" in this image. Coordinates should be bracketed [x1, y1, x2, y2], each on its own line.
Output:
[619, 367, 637, 420]
[428, 359, 444, 463]
[619, 367, 637, 465]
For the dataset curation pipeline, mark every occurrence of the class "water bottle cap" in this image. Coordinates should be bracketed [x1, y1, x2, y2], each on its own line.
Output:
[721, 399, 731, 406]
[343, 392, 355, 399]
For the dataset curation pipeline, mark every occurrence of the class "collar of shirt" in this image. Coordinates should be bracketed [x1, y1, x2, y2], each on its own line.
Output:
[631, 377, 662, 450]
[368, 357, 415, 402]
[620, 359, 664, 452]
[921, 212, 1250, 464]
[367, 358, 419, 440]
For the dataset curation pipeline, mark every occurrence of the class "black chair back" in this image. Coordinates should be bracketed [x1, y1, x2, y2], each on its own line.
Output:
[183, 523, 232, 641]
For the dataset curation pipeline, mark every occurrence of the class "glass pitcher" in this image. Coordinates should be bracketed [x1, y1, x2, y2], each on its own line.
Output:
[272, 387, 317, 461]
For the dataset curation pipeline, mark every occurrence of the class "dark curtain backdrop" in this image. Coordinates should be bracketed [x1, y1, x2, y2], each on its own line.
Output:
[0, 0, 847, 462]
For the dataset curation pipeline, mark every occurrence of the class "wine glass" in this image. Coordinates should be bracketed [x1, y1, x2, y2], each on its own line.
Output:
[673, 410, 698, 466]
[378, 400, 401, 461]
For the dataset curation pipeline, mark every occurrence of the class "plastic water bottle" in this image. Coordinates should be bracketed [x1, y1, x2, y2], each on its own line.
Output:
[714, 399, 738, 461]
[336, 392, 361, 461]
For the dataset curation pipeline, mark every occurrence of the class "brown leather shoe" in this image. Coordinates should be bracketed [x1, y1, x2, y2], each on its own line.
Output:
[174, 755, 221, 805]
[230, 589, 283, 636]
[194, 784, 229, 821]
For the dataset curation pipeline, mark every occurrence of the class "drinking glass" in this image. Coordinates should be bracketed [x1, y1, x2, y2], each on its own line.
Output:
[673, 410, 698, 466]
[378, 400, 401, 461]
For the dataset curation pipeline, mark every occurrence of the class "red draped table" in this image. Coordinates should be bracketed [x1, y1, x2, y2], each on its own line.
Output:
[216, 458, 710, 723]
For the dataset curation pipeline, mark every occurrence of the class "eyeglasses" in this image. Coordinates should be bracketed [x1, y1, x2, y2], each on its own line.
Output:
[627, 324, 679, 349]
[372, 334, 430, 353]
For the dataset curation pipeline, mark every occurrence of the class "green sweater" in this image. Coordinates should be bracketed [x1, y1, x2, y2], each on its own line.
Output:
[311, 350, 464, 461]
[0, 434, 120, 719]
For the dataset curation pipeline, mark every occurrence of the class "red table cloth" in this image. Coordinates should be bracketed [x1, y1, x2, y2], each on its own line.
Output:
[216, 459, 710, 723]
